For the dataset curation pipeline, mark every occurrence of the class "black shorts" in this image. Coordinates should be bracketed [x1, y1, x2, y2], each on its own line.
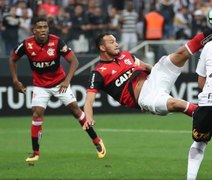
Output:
[192, 106, 212, 142]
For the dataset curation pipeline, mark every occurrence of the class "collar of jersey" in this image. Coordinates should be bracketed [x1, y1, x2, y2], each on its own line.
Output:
[34, 35, 50, 47]
[99, 59, 116, 63]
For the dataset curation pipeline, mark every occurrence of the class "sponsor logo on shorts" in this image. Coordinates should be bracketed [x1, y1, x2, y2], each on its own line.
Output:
[192, 129, 210, 140]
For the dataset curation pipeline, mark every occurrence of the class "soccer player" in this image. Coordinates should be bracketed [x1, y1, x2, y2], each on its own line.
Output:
[82, 31, 212, 130]
[186, 38, 212, 180]
[8, 16, 106, 163]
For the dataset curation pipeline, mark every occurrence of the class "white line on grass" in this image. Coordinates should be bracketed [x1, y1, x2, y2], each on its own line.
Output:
[98, 128, 190, 134]
[0, 128, 191, 134]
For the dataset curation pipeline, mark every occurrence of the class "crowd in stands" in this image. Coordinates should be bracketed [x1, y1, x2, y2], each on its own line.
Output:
[0, 0, 212, 55]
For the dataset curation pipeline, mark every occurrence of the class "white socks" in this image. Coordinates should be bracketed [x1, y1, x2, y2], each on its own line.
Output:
[187, 141, 206, 180]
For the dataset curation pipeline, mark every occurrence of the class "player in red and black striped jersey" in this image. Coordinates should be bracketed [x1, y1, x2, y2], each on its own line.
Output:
[87, 50, 150, 109]
[9, 17, 106, 163]
[83, 31, 212, 130]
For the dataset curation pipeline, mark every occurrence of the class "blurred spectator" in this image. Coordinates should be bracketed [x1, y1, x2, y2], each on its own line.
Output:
[98, 0, 112, 15]
[2, 6, 21, 55]
[16, 0, 33, 18]
[158, 0, 175, 39]
[173, 5, 192, 39]
[38, 0, 59, 17]
[70, 4, 89, 53]
[133, 0, 145, 13]
[56, 7, 71, 42]
[120, 0, 138, 50]
[31, 4, 48, 26]
[144, 5, 164, 40]
[70, 4, 87, 40]
[47, 16, 60, 35]
[0, 0, 9, 22]
[136, 7, 145, 41]
[37, 5, 48, 18]
[0, 0, 211, 56]
[191, 9, 209, 37]
[76, 0, 88, 7]
[144, 4, 165, 60]
[86, 3, 110, 52]
[64, 0, 76, 18]
[0, 0, 9, 55]
[173, 0, 189, 13]
[18, 8, 31, 42]
[108, 7, 121, 40]
[112, 0, 125, 13]
[27, 0, 42, 16]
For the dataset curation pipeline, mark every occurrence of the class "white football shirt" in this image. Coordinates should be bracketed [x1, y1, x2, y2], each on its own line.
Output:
[196, 41, 212, 106]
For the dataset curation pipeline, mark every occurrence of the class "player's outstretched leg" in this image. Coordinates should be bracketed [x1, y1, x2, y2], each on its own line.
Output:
[77, 111, 106, 159]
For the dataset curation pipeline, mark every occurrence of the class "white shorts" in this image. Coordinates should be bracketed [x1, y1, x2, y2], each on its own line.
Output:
[138, 56, 182, 115]
[31, 85, 77, 109]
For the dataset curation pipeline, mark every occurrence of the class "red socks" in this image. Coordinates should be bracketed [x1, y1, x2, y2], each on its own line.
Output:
[92, 137, 101, 144]
[77, 111, 100, 144]
[184, 103, 198, 117]
[185, 32, 205, 55]
[31, 118, 43, 155]
[77, 111, 86, 126]
[31, 124, 42, 137]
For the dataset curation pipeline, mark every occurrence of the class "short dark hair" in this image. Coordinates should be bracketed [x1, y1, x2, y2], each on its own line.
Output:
[95, 33, 112, 51]
[32, 16, 48, 26]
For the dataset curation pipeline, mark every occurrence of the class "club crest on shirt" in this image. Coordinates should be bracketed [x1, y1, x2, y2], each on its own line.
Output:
[124, 58, 132, 65]
[47, 48, 55, 56]
[117, 54, 125, 60]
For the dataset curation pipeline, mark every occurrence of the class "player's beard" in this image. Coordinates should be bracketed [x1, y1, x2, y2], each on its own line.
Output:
[107, 48, 120, 57]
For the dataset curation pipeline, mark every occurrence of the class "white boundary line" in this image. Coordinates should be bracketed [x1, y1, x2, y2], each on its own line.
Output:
[0, 128, 191, 134]
[98, 128, 190, 134]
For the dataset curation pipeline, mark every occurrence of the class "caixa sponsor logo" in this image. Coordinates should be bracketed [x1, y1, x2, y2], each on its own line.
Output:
[115, 68, 134, 87]
[33, 60, 56, 68]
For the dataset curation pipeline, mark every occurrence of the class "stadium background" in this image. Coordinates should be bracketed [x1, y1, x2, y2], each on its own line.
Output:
[1, 1, 212, 179]
[0, 0, 209, 116]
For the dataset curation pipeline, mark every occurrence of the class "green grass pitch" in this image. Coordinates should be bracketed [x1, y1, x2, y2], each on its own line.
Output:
[0, 113, 211, 180]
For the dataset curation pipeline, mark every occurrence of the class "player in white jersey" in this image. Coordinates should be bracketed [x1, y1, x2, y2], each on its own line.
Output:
[187, 41, 212, 180]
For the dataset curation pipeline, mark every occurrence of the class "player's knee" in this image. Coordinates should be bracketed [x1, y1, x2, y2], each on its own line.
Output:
[32, 107, 45, 118]
[32, 113, 43, 119]
[167, 98, 184, 112]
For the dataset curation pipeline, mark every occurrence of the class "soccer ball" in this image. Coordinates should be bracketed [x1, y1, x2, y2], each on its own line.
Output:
[208, 9, 212, 25]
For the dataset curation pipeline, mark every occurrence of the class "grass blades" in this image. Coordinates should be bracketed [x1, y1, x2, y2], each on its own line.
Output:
[0, 113, 211, 180]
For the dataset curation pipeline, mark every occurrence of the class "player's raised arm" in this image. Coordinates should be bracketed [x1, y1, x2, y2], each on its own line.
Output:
[83, 92, 97, 130]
